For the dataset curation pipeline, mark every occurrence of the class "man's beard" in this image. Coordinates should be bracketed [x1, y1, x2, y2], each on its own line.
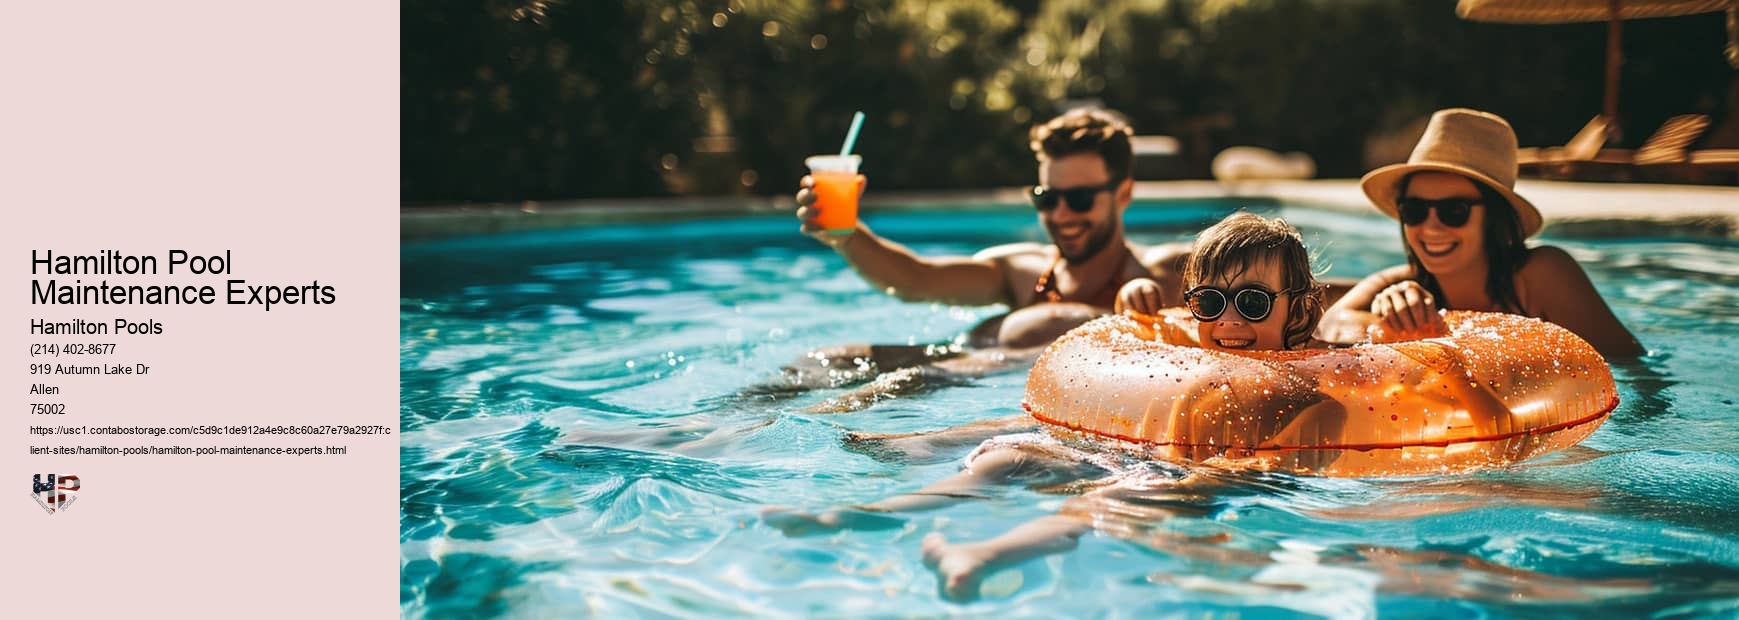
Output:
[1054, 221, 1118, 263]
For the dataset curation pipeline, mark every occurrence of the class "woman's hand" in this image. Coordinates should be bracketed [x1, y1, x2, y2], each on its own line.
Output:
[1370, 280, 1448, 337]
[1115, 278, 1164, 316]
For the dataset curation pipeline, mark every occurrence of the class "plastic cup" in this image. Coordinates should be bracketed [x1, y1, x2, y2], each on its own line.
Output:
[804, 155, 863, 236]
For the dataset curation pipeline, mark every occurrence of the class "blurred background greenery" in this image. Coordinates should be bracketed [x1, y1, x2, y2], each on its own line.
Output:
[401, 0, 1735, 203]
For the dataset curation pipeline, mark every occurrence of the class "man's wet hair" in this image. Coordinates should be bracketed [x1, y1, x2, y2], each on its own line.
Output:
[1029, 108, 1134, 182]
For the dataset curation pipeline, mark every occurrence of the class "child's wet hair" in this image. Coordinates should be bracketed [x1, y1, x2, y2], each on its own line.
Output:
[1184, 211, 1324, 349]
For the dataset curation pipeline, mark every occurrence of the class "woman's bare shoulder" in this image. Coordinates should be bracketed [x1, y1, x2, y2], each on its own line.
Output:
[1513, 246, 1593, 294]
[1517, 245, 1579, 273]
[1514, 245, 1600, 306]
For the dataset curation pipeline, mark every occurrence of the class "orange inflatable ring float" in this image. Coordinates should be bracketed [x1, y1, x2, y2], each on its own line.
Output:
[1023, 310, 1617, 476]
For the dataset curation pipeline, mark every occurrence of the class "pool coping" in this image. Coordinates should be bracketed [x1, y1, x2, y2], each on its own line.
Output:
[401, 179, 1739, 241]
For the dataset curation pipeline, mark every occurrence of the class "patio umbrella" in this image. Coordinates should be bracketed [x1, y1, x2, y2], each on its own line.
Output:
[1456, 0, 1739, 125]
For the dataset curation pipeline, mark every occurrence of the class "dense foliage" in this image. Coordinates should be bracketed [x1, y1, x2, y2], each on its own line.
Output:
[402, 0, 1733, 202]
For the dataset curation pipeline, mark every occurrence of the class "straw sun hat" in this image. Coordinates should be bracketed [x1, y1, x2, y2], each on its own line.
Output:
[1360, 108, 1543, 238]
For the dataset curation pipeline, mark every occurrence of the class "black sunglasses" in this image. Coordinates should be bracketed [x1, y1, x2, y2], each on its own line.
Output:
[1184, 285, 1290, 322]
[1398, 197, 1480, 228]
[1028, 180, 1120, 213]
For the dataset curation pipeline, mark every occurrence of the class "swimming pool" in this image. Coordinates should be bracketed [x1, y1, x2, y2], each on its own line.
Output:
[400, 200, 1739, 617]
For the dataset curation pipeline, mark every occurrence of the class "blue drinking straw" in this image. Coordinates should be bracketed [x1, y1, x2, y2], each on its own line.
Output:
[839, 111, 865, 155]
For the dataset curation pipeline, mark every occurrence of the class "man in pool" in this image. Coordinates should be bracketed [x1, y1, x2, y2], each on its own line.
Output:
[772, 108, 1191, 411]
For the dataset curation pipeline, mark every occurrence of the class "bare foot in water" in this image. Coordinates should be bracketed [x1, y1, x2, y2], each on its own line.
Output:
[760, 506, 905, 537]
[921, 532, 991, 601]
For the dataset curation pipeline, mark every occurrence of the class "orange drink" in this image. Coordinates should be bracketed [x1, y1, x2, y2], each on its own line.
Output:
[804, 155, 862, 235]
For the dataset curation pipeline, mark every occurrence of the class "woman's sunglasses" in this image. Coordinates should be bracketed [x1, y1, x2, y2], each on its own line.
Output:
[1185, 285, 1287, 322]
[1028, 180, 1120, 213]
[1398, 197, 1479, 228]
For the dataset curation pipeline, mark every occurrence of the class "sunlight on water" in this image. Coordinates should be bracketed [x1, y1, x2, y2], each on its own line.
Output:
[401, 202, 1739, 617]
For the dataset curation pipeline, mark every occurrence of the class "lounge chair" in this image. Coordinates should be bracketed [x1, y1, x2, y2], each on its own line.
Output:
[1517, 115, 1612, 174]
[1638, 145, 1739, 186]
[1634, 112, 1738, 185]
[1211, 146, 1315, 182]
[1537, 114, 1713, 182]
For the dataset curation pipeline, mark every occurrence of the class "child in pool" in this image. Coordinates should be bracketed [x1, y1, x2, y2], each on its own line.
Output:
[764, 213, 1328, 527]
[907, 212, 1336, 599]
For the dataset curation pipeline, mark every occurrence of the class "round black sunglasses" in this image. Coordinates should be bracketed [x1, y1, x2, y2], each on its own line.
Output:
[1184, 285, 1291, 322]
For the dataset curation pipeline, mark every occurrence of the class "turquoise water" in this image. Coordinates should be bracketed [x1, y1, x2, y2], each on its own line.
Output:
[401, 201, 1739, 618]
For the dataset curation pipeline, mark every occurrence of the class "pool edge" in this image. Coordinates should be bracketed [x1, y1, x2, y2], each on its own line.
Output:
[401, 179, 1739, 242]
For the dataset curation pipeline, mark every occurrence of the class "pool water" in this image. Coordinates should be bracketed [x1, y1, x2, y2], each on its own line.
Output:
[401, 201, 1739, 618]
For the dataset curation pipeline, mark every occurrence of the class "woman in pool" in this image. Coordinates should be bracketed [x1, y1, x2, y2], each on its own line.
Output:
[1320, 108, 1643, 358]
